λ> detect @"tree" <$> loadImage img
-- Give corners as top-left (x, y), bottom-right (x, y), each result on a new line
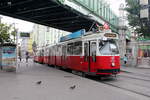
top-left (125, 0), bottom-right (150, 38)
top-left (0, 23), bottom-right (11, 44)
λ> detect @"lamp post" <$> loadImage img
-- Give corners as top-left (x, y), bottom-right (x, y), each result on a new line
top-left (119, 3), bottom-right (127, 58)
top-left (12, 23), bottom-right (19, 71)
top-left (16, 28), bottom-right (19, 71)
top-left (0, 16), bottom-right (2, 69)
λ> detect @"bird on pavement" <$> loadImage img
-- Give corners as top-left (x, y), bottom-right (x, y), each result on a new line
top-left (70, 85), bottom-right (76, 90)
top-left (36, 81), bottom-right (42, 84)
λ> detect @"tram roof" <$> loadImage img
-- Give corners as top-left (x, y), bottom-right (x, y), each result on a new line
top-left (58, 31), bottom-right (118, 44)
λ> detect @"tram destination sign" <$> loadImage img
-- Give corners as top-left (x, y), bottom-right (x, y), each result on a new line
top-left (104, 33), bottom-right (117, 38)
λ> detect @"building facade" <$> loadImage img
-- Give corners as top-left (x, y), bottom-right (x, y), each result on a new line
top-left (32, 24), bottom-right (69, 48)
top-left (20, 37), bottom-right (29, 58)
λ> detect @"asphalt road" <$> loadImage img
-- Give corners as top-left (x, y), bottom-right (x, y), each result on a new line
top-left (0, 59), bottom-right (149, 100)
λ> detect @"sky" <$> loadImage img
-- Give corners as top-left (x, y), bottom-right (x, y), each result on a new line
top-left (0, 0), bottom-right (126, 32)
top-left (107, 0), bottom-right (126, 16)
top-left (0, 15), bottom-right (34, 32)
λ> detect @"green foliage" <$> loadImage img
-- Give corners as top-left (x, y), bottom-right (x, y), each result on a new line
top-left (0, 23), bottom-right (18, 44)
top-left (0, 23), bottom-right (11, 44)
top-left (125, 0), bottom-right (150, 38)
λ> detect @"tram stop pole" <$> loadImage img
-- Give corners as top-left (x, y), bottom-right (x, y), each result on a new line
top-left (16, 29), bottom-right (19, 72)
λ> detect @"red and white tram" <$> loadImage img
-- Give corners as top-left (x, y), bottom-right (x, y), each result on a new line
top-left (34, 29), bottom-right (120, 76)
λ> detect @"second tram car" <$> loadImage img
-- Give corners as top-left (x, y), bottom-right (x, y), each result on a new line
top-left (34, 29), bottom-right (120, 76)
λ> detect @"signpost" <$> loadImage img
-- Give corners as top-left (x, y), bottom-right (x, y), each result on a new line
top-left (140, 0), bottom-right (149, 19)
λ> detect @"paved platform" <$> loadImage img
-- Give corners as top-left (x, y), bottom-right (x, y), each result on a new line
top-left (121, 57), bottom-right (150, 69)
top-left (0, 59), bottom-right (149, 100)
top-left (121, 66), bottom-right (150, 75)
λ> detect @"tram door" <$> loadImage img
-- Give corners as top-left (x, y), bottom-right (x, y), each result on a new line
top-left (84, 41), bottom-right (97, 72)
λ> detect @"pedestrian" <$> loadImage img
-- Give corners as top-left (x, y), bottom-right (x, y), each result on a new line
top-left (19, 55), bottom-right (22, 62)
top-left (26, 51), bottom-right (29, 63)
top-left (123, 54), bottom-right (128, 65)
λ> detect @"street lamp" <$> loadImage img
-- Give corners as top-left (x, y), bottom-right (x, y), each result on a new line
top-left (0, 16), bottom-right (2, 69)
top-left (11, 23), bottom-right (19, 71)
top-left (119, 3), bottom-right (127, 58)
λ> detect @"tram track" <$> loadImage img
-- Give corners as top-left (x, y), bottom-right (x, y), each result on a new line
top-left (101, 81), bottom-right (150, 98)
top-left (119, 74), bottom-right (150, 82)
top-left (121, 70), bottom-right (150, 78)
top-left (88, 77), bottom-right (150, 98)
top-left (42, 64), bottom-right (150, 98)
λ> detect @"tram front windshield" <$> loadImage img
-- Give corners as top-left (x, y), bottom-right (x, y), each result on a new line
top-left (99, 39), bottom-right (119, 55)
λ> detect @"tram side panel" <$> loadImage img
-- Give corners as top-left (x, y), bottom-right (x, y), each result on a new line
top-left (51, 46), bottom-right (56, 65)
top-left (55, 45), bottom-right (62, 67)
top-left (61, 45), bottom-right (67, 68)
top-left (94, 56), bottom-right (120, 75)
top-left (43, 48), bottom-right (47, 64)
top-left (48, 48), bottom-right (52, 65)
top-left (34, 52), bottom-right (38, 62)
top-left (40, 49), bottom-right (44, 64)
top-left (46, 48), bottom-right (49, 64)
top-left (72, 41), bottom-right (83, 71)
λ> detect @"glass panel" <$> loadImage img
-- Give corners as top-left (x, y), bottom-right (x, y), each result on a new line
top-left (99, 40), bottom-right (119, 55)
top-left (73, 41), bottom-right (82, 55)
top-left (67, 43), bottom-right (73, 55)
top-left (91, 42), bottom-right (97, 62)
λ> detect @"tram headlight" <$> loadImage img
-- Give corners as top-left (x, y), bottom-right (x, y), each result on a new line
top-left (111, 63), bottom-right (115, 67)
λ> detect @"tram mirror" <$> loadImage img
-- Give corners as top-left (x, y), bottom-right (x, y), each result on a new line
top-left (99, 41), bottom-right (104, 46)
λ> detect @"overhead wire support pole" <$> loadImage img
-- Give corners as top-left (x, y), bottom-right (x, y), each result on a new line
top-left (16, 29), bottom-right (19, 72)
top-left (0, 16), bottom-right (2, 70)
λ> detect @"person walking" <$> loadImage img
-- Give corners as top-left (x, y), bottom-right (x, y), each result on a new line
top-left (123, 54), bottom-right (128, 65)
top-left (26, 51), bottom-right (29, 63)
top-left (19, 55), bottom-right (22, 62)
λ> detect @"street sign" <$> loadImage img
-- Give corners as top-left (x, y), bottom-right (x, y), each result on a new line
top-left (140, 0), bottom-right (148, 5)
top-left (140, 8), bottom-right (149, 18)
top-left (20, 32), bottom-right (30, 37)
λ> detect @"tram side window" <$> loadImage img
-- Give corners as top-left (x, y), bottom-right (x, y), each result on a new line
top-left (67, 43), bottom-right (73, 55)
top-left (73, 41), bottom-right (82, 55)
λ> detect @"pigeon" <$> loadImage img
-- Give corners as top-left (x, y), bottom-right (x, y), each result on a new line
top-left (36, 81), bottom-right (42, 84)
top-left (70, 85), bottom-right (76, 90)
